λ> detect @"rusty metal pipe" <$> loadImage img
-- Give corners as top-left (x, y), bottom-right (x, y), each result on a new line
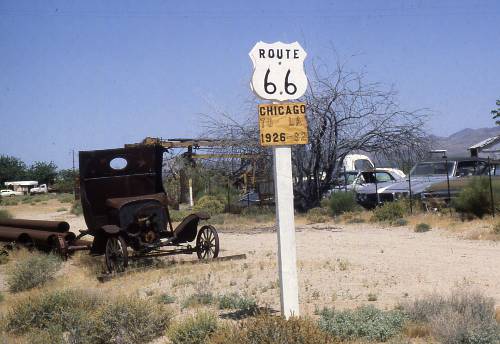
top-left (0, 219), bottom-right (70, 233)
top-left (0, 226), bottom-right (76, 247)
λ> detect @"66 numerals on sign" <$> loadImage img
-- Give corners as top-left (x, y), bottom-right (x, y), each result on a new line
top-left (264, 69), bottom-right (297, 96)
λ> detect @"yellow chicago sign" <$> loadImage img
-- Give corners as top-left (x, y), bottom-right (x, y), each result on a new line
top-left (258, 102), bottom-right (309, 146)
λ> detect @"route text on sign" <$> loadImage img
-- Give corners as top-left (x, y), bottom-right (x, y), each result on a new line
top-left (249, 41), bottom-right (307, 102)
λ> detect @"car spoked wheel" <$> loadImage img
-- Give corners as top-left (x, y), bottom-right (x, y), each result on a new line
top-left (196, 225), bottom-right (219, 260)
top-left (105, 236), bottom-right (128, 273)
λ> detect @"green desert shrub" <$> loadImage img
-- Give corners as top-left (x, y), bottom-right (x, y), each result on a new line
top-left (241, 206), bottom-right (275, 223)
top-left (218, 293), bottom-right (258, 315)
top-left (7, 253), bottom-right (62, 292)
top-left (182, 291), bottom-right (215, 308)
top-left (393, 218), bottom-right (409, 226)
top-left (328, 191), bottom-right (360, 216)
top-left (209, 314), bottom-right (334, 344)
top-left (346, 217), bottom-right (366, 224)
top-left (57, 193), bottom-right (74, 203)
top-left (452, 177), bottom-right (498, 219)
top-left (170, 209), bottom-right (191, 222)
top-left (170, 312), bottom-right (218, 344)
top-left (158, 293), bottom-right (177, 304)
top-left (306, 207), bottom-right (330, 223)
top-left (6, 289), bottom-right (101, 341)
top-left (2, 199), bottom-right (18, 206)
top-left (6, 289), bottom-right (172, 344)
top-left (194, 195), bottom-right (225, 216)
top-left (404, 290), bottom-right (500, 344)
top-left (372, 200), bottom-right (408, 224)
top-left (94, 296), bottom-right (171, 344)
top-left (414, 223), bottom-right (431, 233)
top-left (0, 208), bottom-right (12, 220)
top-left (318, 305), bottom-right (407, 342)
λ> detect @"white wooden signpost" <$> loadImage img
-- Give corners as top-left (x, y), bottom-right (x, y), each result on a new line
top-left (249, 41), bottom-right (308, 318)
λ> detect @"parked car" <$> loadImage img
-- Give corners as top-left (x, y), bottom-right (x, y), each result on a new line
top-left (0, 189), bottom-right (23, 197)
top-left (30, 184), bottom-right (48, 195)
top-left (421, 161), bottom-right (499, 209)
top-left (355, 158), bottom-right (490, 209)
top-left (330, 168), bottom-right (405, 194)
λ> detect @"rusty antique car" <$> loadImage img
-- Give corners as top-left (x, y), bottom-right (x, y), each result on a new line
top-left (78, 145), bottom-right (219, 273)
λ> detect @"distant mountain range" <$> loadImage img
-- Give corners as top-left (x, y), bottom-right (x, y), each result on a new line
top-left (430, 126), bottom-right (500, 157)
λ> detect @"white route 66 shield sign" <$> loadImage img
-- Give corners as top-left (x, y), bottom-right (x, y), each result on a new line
top-left (249, 41), bottom-right (308, 102)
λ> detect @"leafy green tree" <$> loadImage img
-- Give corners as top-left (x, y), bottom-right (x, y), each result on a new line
top-left (27, 161), bottom-right (58, 185)
top-left (53, 169), bottom-right (78, 193)
top-left (0, 155), bottom-right (27, 185)
top-left (492, 99), bottom-right (500, 125)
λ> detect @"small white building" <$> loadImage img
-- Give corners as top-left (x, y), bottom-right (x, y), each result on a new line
top-left (468, 136), bottom-right (500, 159)
top-left (4, 181), bottom-right (38, 195)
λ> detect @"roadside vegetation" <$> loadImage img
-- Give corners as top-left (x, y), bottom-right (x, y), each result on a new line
top-left (371, 200), bottom-right (408, 225)
top-left (5, 289), bottom-right (171, 344)
top-left (0, 208), bottom-right (12, 220)
top-left (0, 229), bottom-right (497, 343)
top-left (6, 252), bottom-right (62, 292)
top-left (452, 177), bottom-right (500, 219)
top-left (328, 191), bottom-right (360, 216)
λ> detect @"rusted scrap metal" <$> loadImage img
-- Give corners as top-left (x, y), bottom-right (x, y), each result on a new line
top-left (0, 219), bottom-right (91, 259)
top-left (0, 226), bottom-right (75, 245)
top-left (126, 137), bottom-right (242, 149)
top-left (0, 219), bottom-right (70, 233)
top-left (78, 144), bottom-right (220, 273)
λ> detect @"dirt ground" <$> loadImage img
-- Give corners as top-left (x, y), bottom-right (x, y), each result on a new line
top-left (1, 198), bottom-right (499, 318)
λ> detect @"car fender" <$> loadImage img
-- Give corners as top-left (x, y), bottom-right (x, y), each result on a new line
top-left (101, 225), bottom-right (121, 235)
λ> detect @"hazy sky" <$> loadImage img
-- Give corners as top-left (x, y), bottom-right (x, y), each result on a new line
top-left (1, 0), bottom-right (499, 168)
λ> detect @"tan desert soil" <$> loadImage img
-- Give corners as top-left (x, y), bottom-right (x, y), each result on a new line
top-left (2, 201), bottom-right (499, 315)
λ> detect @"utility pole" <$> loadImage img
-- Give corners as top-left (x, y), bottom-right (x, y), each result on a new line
top-left (72, 149), bottom-right (76, 196)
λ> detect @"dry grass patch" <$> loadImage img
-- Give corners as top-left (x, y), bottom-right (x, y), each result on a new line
top-left (210, 314), bottom-right (334, 344)
top-left (403, 323), bottom-right (431, 338)
top-left (306, 207), bottom-right (331, 224)
top-left (6, 252), bottom-right (62, 292)
top-left (403, 290), bottom-right (500, 344)
top-left (0, 208), bottom-right (13, 219)
top-left (169, 312), bottom-right (218, 344)
top-left (5, 288), bottom-right (172, 344)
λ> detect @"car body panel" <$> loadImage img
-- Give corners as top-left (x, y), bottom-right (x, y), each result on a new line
top-left (355, 158), bottom-right (493, 209)
top-left (330, 168), bottom-right (405, 195)
top-left (421, 173), bottom-right (500, 209)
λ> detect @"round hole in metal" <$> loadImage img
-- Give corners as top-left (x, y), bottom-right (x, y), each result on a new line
top-left (110, 157), bottom-right (127, 170)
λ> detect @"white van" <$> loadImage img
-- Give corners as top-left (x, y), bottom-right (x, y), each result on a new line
top-left (341, 154), bottom-right (374, 171)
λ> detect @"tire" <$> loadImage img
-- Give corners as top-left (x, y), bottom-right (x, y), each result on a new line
top-left (105, 235), bottom-right (128, 273)
top-left (196, 225), bottom-right (219, 260)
